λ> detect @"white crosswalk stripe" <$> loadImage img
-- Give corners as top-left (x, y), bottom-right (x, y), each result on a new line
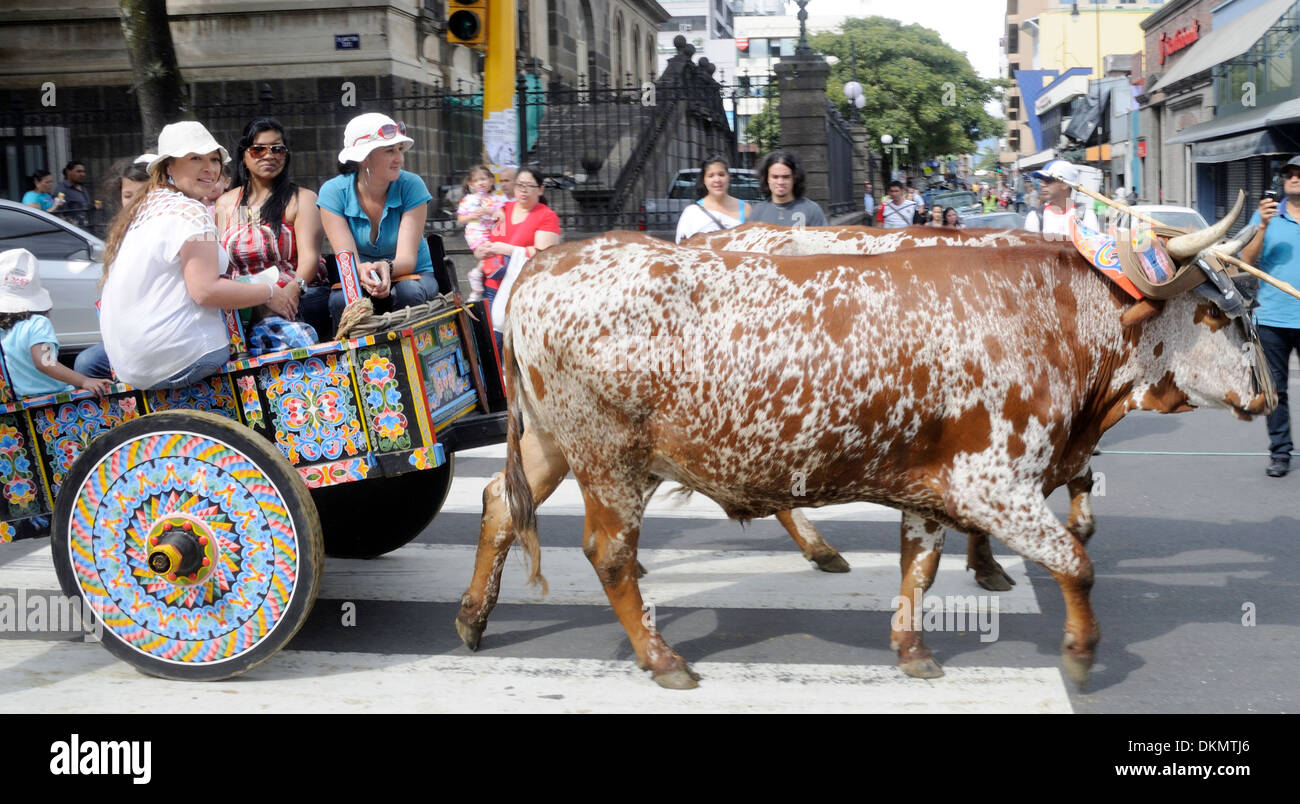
top-left (0, 642), bottom-right (1071, 714)
top-left (0, 446), bottom-right (1071, 712)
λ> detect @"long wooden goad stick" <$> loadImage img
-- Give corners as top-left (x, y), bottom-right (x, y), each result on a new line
top-left (1068, 182), bottom-right (1168, 229)
top-left (1211, 250), bottom-right (1300, 301)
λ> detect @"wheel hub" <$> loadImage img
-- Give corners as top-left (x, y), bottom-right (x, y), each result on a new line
top-left (146, 514), bottom-right (218, 585)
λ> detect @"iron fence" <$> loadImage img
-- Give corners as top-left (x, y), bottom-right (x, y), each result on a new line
top-left (2, 68), bottom-right (787, 241)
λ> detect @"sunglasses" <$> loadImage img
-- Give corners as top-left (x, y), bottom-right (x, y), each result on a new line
top-left (351, 121), bottom-right (407, 147)
top-left (246, 144), bottom-right (288, 158)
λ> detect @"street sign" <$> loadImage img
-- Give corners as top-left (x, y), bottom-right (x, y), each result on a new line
top-left (335, 34), bottom-right (360, 50)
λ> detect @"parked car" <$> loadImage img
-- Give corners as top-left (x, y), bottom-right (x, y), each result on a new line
top-left (1125, 204), bottom-right (1209, 231)
top-left (642, 168), bottom-right (763, 229)
top-left (961, 210), bottom-right (1027, 229)
top-left (0, 199), bottom-right (103, 351)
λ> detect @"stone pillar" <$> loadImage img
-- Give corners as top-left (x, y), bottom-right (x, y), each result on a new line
top-left (773, 53), bottom-right (831, 212)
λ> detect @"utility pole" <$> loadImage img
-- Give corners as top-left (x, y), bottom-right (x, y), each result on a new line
top-left (483, 0), bottom-right (518, 171)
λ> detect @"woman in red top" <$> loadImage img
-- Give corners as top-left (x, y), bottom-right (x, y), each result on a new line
top-left (474, 165), bottom-right (561, 310)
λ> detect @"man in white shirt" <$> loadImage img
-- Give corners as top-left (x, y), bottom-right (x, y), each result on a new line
top-left (1023, 159), bottom-right (1100, 237)
top-left (880, 181), bottom-right (919, 229)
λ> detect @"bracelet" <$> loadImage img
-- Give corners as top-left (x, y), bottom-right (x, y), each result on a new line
top-left (267, 283), bottom-right (275, 304)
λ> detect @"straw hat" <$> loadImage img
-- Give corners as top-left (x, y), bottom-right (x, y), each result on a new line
top-left (0, 249), bottom-right (53, 313)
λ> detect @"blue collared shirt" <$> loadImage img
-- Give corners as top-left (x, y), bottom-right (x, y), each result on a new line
top-left (1247, 207), bottom-right (1300, 328)
top-left (317, 170), bottom-right (434, 274)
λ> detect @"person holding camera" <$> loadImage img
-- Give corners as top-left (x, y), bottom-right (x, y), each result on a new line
top-left (1242, 156), bottom-right (1300, 478)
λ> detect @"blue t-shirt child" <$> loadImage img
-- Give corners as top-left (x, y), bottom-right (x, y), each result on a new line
top-left (1, 315), bottom-right (74, 396)
top-left (317, 170), bottom-right (434, 274)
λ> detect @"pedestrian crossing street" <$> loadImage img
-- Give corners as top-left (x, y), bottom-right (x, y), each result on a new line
top-left (0, 445), bottom-right (1073, 713)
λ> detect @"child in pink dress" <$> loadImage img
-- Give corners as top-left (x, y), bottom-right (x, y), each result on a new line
top-left (457, 165), bottom-right (508, 302)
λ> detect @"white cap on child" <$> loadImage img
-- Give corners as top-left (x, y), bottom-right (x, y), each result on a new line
top-left (0, 249), bottom-right (54, 313)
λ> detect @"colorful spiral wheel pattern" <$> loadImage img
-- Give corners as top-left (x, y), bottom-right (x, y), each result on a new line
top-left (67, 431), bottom-right (301, 666)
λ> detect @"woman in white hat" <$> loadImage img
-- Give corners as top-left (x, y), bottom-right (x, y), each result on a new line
top-left (98, 121), bottom-right (297, 389)
top-left (0, 249), bottom-right (111, 397)
top-left (318, 112), bottom-right (439, 331)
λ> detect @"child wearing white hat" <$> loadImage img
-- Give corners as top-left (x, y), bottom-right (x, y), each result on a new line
top-left (0, 249), bottom-right (112, 398)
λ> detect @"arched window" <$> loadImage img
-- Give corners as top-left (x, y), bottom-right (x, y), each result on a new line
top-left (647, 32), bottom-right (656, 81)
top-left (614, 12), bottom-right (625, 86)
top-left (632, 26), bottom-right (642, 85)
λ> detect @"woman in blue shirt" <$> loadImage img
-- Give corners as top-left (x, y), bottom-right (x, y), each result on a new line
top-left (318, 112), bottom-right (438, 333)
top-left (21, 171), bottom-right (65, 213)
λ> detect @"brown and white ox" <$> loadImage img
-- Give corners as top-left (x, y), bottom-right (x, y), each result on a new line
top-left (456, 231), bottom-right (1273, 689)
top-left (682, 222), bottom-right (1047, 589)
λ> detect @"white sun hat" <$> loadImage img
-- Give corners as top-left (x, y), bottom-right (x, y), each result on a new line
top-left (338, 112), bottom-right (413, 164)
top-left (147, 121), bottom-right (230, 173)
top-left (134, 153), bottom-right (157, 165)
top-left (0, 249), bottom-right (53, 313)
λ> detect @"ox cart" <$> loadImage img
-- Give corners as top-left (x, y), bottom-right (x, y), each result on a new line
top-left (0, 238), bottom-right (506, 680)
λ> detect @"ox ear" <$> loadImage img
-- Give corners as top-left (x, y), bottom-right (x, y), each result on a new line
top-left (1120, 298), bottom-right (1164, 329)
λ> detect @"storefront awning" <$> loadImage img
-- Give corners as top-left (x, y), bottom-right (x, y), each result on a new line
top-left (1190, 129), bottom-right (1286, 163)
top-left (1166, 96), bottom-right (1300, 144)
top-left (1150, 0), bottom-right (1294, 94)
top-left (1017, 149), bottom-right (1055, 170)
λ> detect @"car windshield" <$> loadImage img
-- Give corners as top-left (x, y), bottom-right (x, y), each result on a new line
top-left (1138, 210), bottom-right (1208, 230)
top-left (930, 191), bottom-right (978, 208)
top-left (967, 213), bottom-right (1022, 227)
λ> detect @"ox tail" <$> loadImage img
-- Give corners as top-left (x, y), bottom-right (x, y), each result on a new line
top-left (503, 328), bottom-right (547, 593)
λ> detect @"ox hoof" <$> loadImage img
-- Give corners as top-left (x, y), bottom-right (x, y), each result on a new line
top-left (813, 553), bottom-right (851, 573)
top-left (652, 667), bottom-right (701, 690)
top-left (899, 656), bottom-right (945, 679)
top-left (971, 564), bottom-right (1016, 592)
top-left (636, 561), bottom-right (649, 578)
top-left (455, 617), bottom-right (485, 652)
top-left (1060, 638), bottom-right (1095, 687)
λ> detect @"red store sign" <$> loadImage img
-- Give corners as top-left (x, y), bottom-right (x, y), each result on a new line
top-left (1158, 20), bottom-right (1201, 65)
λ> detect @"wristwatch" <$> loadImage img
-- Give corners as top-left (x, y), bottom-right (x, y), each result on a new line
top-left (294, 277), bottom-right (308, 293)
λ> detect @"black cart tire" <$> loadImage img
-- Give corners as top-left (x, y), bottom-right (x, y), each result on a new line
top-left (50, 411), bottom-right (323, 681)
top-left (312, 455), bottom-right (455, 559)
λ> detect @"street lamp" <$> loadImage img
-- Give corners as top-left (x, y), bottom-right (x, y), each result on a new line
top-left (881, 134), bottom-right (909, 183)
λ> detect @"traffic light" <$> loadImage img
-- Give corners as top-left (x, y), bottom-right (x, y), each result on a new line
top-left (446, 0), bottom-right (488, 48)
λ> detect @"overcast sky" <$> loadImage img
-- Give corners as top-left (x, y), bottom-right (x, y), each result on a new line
top-left (803, 0), bottom-right (1006, 79)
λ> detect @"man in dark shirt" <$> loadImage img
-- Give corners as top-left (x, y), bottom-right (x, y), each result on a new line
top-left (54, 161), bottom-right (92, 228)
top-left (749, 151), bottom-right (827, 227)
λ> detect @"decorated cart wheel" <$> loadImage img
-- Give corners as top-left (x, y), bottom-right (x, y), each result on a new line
top-left (311, 455), bottom-right (455, 559)
top-left (50, 411), bottom-right (323, 681)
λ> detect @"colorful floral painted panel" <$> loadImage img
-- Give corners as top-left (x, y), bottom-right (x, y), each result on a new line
top-left (236, 375), bottom-right (264, 429)
top-left (259, 355), bottom-right (364, 465)
top-left (34, 396), bottom-right (142, 500)
top-left (357, 347), bottom-right (411, 452)
top-left (0, 415), bottom-right (42, 517)
top-left (145, 376), bottom-right (238, 419)
top-left (298, 457), bottom-right (371, 489)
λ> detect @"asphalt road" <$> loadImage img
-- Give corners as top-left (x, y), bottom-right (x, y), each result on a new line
top-left (0, 368), bottom-right (1295, 714)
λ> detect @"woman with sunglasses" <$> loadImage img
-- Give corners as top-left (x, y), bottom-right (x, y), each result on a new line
top-left (216, 117), bottom-right (328, 346)
top-left (318, 112), bottom-right (439, 332)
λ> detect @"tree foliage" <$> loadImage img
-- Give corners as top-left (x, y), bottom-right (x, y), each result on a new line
top-left (813, 17), bottom-right (1006, 165)
top-left (746, 98), bottom-right (781, 154)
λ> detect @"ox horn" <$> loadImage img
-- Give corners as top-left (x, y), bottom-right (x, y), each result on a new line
top-left (1215, 222), bottom-right (1259, 258)
top-left (1165, 190), bottom-right (1245, 260)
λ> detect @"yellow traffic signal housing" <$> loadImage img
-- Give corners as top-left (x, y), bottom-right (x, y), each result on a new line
top-left (446, 0), bottom-right (488, 49)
